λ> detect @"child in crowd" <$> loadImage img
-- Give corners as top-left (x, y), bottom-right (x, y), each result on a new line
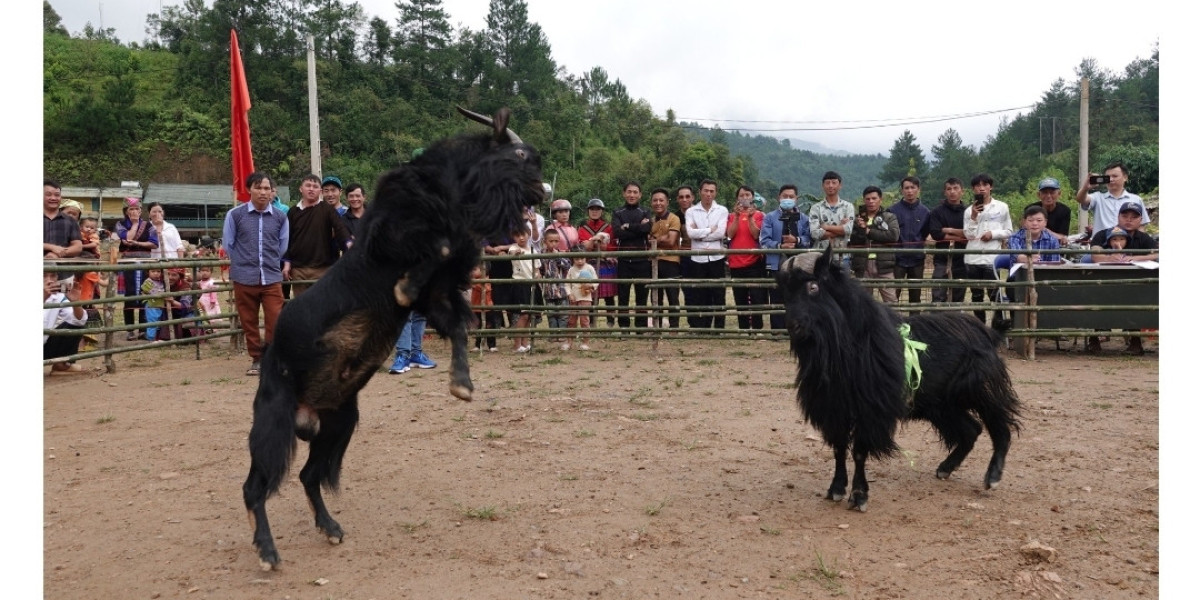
top-left (566, 247), bottom-right (597, 350)
top-left (1105, 227), bottom-right (1130, 261)
top-left (164, 268), bottom-right (197, 340)
top-left (469, 263), bottom-right (497, 352)
top-left (508, 229), bottom-right (539, 353)
top-left (76, 216), bottom-right (104, 303)
top-left (140, 268), bottom-right (167, 341)
top-left (540, 229), bottom-right (571, 350)
top-left (195, 265), bottom-right (222, 333)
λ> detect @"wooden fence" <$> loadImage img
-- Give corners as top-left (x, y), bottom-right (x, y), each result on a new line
top-left (42, 245), bottom-right (1157, 372)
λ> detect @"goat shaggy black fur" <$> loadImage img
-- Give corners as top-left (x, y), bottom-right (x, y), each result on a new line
top-left (777, 247), bottom-right (1021, 512)
top-left (242, 107), bottom-right (543, 570)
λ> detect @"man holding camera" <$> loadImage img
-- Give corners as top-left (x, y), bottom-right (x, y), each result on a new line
top-left (760, 184), bottom-right (811, 329)
top-left (1076, 161), bottom-right (1150, 233)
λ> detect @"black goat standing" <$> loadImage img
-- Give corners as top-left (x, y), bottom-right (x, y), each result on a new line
top-left (776, 247), bottom-right (1021, 511)
top-left (242, 107), bottom-right (544, 570)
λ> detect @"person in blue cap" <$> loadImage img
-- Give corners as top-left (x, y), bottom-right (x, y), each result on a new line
top-left (321, 175), bottom-right (346, 215)
top-left (1026, 178), bottom-right (1071, 244)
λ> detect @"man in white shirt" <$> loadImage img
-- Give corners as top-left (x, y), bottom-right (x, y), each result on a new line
top-left (1075, 161), bottom-right (1149, 233)
top-left (962, 173), bottom-right (1013, 327)
top-left (44, 270), bottom-right (88, 373)
top-left (684, 179), bottom-right (729, 329)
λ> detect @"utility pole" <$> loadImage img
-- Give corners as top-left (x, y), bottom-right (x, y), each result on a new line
top-left (307, 34), bottom-right (322, 176)
top-left (1077, 79), bottom-right (1090, 235)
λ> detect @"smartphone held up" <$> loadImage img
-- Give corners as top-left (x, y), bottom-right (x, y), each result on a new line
top-left (1089, 174), bottom-right (1112, 186)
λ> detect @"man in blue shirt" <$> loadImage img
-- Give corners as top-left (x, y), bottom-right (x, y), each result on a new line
top-left (760, 184), bottom-right (811, 329)
top-left (223, 172), bottom-right (290, 376)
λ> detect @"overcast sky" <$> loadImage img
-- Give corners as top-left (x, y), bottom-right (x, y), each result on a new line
top-left (49, 0), bottom-right (1162, 156)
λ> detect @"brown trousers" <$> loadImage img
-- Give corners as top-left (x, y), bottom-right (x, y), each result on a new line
top-left (288, 265), bottom-right (329, 297)
top-left (233, 282), bottom-right (284, 360)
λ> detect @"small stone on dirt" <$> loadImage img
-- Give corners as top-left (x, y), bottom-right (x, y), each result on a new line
top-left (1020, 541), bottom-right (1058, 563)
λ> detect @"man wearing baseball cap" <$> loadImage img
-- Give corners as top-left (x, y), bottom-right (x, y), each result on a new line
top-left (1085, 202), bottom-right (1158, 355)
top-left (1026, 178), bottom-right (1072, 244)
top-left (321, 175), bottom-right (347, 215)
top-left (1076, 161), bottom-right (1149, 233)
top-left (1088, 202), bottom-right (1158, 263)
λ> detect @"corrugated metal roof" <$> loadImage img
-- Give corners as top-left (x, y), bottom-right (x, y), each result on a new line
top-left (143, 183), bottom-right (291, 205)
top-left (61, 186), bottom-right (143, 199)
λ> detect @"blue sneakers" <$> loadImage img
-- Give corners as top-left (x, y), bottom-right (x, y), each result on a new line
top-left (409, 351), bottom-right (437, 369)
top-left (388, 354), bottom-right (410, 374)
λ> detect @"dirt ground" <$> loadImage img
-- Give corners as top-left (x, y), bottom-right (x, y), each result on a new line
top-left (42, 334), bottom-right (1160, 599)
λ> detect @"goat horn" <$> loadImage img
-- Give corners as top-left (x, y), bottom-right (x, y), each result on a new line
top-left (781, 252), bottom-right (820, 274)
top-left (455, 105), bottom-right (523, 145)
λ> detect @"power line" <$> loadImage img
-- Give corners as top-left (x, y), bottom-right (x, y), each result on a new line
top-left (676, 105), bottom-right (1037, 133)
top-left (677, 106), bottom-right (1034, 125)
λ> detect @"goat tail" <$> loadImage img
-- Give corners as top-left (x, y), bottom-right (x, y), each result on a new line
top-left (244, 349), bottom-right (299, 506)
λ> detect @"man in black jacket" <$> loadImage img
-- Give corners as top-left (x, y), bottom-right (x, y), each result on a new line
top-left (611, 181), bottom-right (653, 330)
top-left (927, 178), bottom-right (969, 303)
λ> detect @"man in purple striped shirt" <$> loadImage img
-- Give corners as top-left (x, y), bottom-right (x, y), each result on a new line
top-left (222, 172), bottom-right (291, 376)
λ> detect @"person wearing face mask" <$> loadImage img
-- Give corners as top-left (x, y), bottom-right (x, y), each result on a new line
top-left (759, 184), bottom-right (812, 330)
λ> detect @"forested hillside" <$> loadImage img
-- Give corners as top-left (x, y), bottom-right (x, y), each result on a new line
top-left (43, 0), bottom-right (1157, 214)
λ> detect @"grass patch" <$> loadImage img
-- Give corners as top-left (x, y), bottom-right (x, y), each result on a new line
top-left (464, 506), bottom-right (499, 520)
top-left (644, 498), bottom-right (670, 516)
top-left (812, 551), bottom-right (845, 594)
top-left (697, 359), bottom-right (718, 367)
top-left (541, 357), bottom-right (566, 366)
top-left (1090, 402), bottom-right (1113, 410)
top-left (179, 378), bottom-right (191, 386)
top-left (400, 520), bottom-right (429, 533)
top-left (484, 429), bottom-right (504, 439)
top-left (631, 413), bottom-right (659, 422)
top-left (760, 525), bottom-right (781, 536)
top-left (95, 414), bottom-right (115, 424)
top-left (575, 429), bottom-right (595, 438)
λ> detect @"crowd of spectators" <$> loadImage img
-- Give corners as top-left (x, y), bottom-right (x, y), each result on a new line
top-left (45, 159), bottom-right (1159, 373)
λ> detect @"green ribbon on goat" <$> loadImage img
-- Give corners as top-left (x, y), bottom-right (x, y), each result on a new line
top-left (898, 324), bottom-right (928, 394)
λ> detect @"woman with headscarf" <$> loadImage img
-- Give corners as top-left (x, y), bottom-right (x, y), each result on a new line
top-left (116, 198), bottom-right (159, 340)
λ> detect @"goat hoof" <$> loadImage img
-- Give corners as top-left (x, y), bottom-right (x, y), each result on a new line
top-left (826, 491), bottom-right (845, 502)
top-left (936, 470), bottom-right (952, 480)
top-left (327, 533), bottom-right (343, 545)
top-left (848, 491), bottom-right (868, 512)
top-left (450, 384), bottom-right (473, 402)
top-left (258, 551), bottom-right (280, 571)
top-left (393, 280), bottom-right (412, 306)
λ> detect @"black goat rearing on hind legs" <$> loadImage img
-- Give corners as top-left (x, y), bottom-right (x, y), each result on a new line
top-left (776, 247), bottom-right (1021, 512)
top-left (242, 107), bottom-right (544, 571)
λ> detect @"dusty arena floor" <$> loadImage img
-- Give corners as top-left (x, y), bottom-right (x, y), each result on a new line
top-left (42, 335), bottom-right (1161, 599)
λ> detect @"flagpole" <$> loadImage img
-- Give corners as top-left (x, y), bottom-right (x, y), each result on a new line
top-left (306, 34), bottom-right (322, 177)
top-left (230, 29), bottom-right (255, 203)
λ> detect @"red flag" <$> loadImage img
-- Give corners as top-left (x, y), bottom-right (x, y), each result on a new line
top-left (231, 29), bottom-right (254, 203)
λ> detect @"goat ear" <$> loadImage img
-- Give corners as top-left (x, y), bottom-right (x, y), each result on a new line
top-left (493, 108), bottom-right (512, 143)
top-left (814, 245), bottom-right (833, 277)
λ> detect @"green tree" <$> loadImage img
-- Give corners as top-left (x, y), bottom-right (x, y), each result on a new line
top-left (929, 128), bottom-right (980, 187)
top-left (394, 0), bottom-right (453, 77)
top-left (482, 0), bottom-right (558, 112)
top-left (878, 130), bottom-right (928, 187)
top-left (44, 1), bottom-right (67, 36)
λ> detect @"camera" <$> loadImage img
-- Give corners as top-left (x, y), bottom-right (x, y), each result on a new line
top-left (779, 211), bottom-right (800, 237)
top-left (1089, 175), bottom-right (1112, 186)
top-left (973, 193), bottom-right (986, 206)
